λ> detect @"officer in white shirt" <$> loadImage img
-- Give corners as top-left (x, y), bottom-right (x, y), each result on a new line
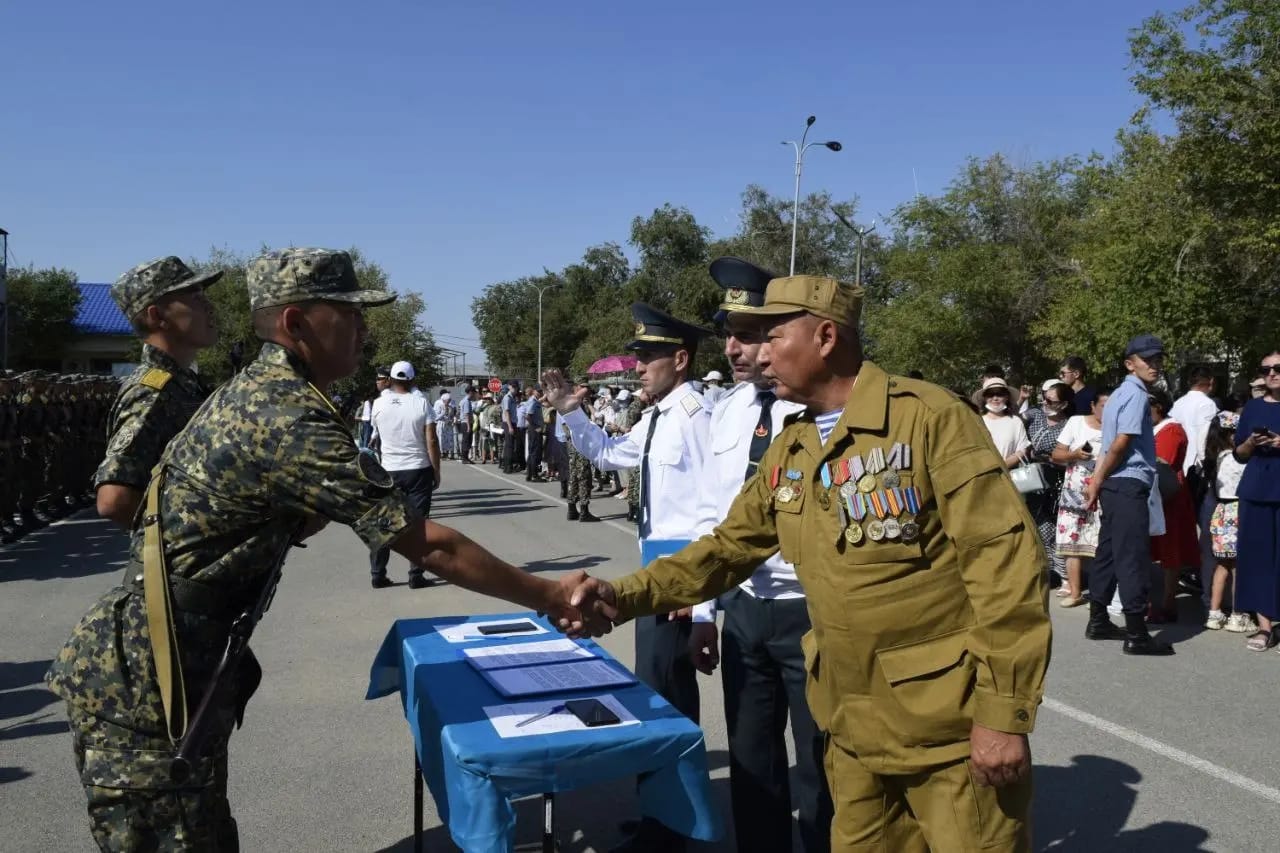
top-left (543, 303), bottom-right (712, 853)
top-left (369, 360), bottom-right (440, 589)
top-left (1170, 364), bottom-right (1220, 605)
top-left (688, 257), bottom-right (831, 853)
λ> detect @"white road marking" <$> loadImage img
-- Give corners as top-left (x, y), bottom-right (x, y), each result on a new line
top-left (1041, 697), bottom-right (1280, 805)
top-left (450, 463), bottom-right (637, 538)
top-left (456, 462), bottom-right (1280, 805)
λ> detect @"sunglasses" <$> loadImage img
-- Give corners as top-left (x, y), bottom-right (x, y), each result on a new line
top-left (1260, 365), bottom-right (1280, 376)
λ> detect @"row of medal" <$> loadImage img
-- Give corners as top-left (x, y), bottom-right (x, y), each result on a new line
top-left (770, 442), bottom-right (921, 544)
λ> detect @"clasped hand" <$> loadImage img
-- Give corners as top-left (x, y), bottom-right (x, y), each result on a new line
top-left (541, 571), bottom-right (619, 638)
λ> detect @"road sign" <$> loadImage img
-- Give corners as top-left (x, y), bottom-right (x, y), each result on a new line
top-left (487, 377), bottom-right (502, 394)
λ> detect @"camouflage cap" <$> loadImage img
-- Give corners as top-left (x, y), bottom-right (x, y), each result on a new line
top-left (246, 247), bottom-right (396, 311)
top-left (738, 274), bottom-right (864, 327)
top-left (112, 256), bottom-right (223, 320)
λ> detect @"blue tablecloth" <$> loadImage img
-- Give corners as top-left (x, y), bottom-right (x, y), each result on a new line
top-left (366, 613), bottom-right (723, 853)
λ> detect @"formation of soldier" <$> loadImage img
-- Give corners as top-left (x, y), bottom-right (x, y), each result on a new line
top-left (0, 371), bottom-right (117, 543)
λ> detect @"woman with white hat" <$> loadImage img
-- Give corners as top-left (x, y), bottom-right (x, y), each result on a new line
top-left (979, 376), bottom-right (1030, 468)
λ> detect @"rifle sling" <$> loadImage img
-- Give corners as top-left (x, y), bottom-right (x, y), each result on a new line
top-left (142, 471), bottom-right (189, 745)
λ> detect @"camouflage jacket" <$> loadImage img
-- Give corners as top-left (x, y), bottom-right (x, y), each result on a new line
top-left (93, 344), bottom-right (209, 491)
top-left (48, 342), bottom-right (418, 731)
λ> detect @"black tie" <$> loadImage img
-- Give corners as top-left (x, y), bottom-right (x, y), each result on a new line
top-left (638, 408), bottom-right (662, 539)
top-left (745, 390), bottom-right (775, 481)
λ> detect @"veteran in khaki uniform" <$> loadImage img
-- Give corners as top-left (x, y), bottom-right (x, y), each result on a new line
top-left (47, 247), bottom-right (588, 852)
top-left (95, 256), bottom-right (223, 528)
top-left (569, 275), bottom-right (1052, 852)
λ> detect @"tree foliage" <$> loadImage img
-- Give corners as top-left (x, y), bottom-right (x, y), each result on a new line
top-left (6, 266), bottom-right (82, 367)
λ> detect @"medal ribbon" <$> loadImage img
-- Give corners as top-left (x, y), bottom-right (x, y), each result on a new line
top-left (869, 491), bottom-right (887, 519)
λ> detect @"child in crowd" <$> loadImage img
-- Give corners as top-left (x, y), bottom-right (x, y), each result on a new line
top-left (1205, 411), bottom-right (1257, 633)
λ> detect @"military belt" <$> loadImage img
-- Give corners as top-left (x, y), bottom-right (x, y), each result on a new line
top-left (122, 563), bottom-right (236, 621)
top-left (142, 473), bottom-right (189, 745)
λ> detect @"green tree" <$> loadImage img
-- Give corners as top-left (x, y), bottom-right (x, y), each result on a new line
top-left (1130, 0), bottom-right (1280, 367)
top-left (6, 266), bottom-right (82, 368)
top-left (869, 155), bottom-right (1089, 391)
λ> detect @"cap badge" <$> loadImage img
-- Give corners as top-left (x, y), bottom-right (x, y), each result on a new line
top-left (634, 321), bottom-right (646, 336)
top-left (725, 288), bottom-right (750, 305)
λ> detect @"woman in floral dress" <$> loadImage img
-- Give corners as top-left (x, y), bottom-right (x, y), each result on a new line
top-left (1024, 382), bottom-right (1074, 589)
top-left (1053, 390), bottom-right (1109, 607)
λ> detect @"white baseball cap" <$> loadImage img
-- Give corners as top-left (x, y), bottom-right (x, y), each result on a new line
top-left (616, 389), bottom-right (631, 402)
top-left (390, 360), bottom-right (415, 381)
top-left (703, 370), bottom-right (724, 382)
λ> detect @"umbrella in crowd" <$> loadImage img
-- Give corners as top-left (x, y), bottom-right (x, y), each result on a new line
top-left (587, 354), bottom-right (637, 375)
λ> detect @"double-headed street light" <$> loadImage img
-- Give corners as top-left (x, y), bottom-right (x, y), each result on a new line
top-left (782, 116), bottom-right (842, 275)
top-left (527, 281), bottom-right (560, 379)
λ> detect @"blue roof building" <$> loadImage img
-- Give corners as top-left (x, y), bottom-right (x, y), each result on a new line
top-left (63, 282), bottom-right (135, 374)
top-left (73, 283), bottom-right (131, 335)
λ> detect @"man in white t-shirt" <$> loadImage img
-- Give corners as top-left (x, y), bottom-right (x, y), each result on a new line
top-left (369, 360), bottom-right (440, 589)
top-left (1170, 365), bottom-right (1218, 475)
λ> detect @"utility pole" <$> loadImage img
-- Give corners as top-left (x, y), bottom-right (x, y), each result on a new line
top-left (0, 227), bottom-right (9, 371)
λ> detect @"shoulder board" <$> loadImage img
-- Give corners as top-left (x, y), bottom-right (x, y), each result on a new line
top-left (139, 368), bottom-right (173, 391)
top-left (887, 374), bottom-right (962, 409)
top-left (679, 394), bottom-right (702, 417)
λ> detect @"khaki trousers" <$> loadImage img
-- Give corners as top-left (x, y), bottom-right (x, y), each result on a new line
top-left (825, 740), bottom-right (1032, 852)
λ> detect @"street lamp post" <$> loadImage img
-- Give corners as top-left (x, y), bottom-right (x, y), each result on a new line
top-left (834, 211), bottom-right (877, 286)
top-left (528, 281), bottom-right (560, 378)
top-left (782, 116), bottom-right (842, 275)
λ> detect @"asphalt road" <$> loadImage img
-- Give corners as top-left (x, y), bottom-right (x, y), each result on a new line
top-left (3, 459), bottom-right (1278, 852)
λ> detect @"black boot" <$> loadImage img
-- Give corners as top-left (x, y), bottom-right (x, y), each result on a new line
top-left (567, 503), bottom-right (580, 521)
top-left (579, 505), bottom-right (600, 523)
top-left (1085, 601), bottom-right (1126, 640)
top-left (1123, 611), bottom-right (1175, 655)
top-left (625, 506), bottom-right (637, 523)
top-left (371, 574), bottom-right (393, 589)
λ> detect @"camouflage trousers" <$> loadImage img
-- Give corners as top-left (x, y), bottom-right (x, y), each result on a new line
top-left (67, 706), bottom-right (238, 852)
top-left (626, 466), bottom-right (640, 510)
top-left (566, 447), bottom-right (593, 505)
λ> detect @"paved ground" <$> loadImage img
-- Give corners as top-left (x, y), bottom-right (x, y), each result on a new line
top-left (3, 459), bottom-right (1279, 852)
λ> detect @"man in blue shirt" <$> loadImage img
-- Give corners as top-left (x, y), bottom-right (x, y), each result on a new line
top-left (501, 382), bottom-right (523, 473)
top-left (457, 387), bottom-right (477, 463)
top-left (1083, 334), bottom-right (1174, 655)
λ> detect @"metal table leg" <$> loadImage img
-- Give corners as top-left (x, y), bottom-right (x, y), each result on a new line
top-left (543, 792), bottom-right (555, 853)
top-left (414, 753), bottom-right (424, 853)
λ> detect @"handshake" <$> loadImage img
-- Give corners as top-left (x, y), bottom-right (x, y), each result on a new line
top-left (542, 570), bottom-right (622, 638)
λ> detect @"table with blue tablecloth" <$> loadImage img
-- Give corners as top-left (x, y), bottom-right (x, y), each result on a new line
top-left (366, 612), bottom-right (723, 853)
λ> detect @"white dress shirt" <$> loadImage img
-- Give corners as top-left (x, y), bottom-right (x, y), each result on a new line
top-left (1170, 388), bottom-right (1218, 473)
top-left (692, 382), bottom-right (807, 623)
top-left (562, 381), bottom-right (714, 544)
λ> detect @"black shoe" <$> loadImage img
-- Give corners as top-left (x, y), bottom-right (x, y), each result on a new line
top-left (407, 574), bottom-right (432, 589)
top-left (625, 507), bottom-right (637, 523)
top-left (371, 575), bottom-right (393, 589)
top-left (527, 475), bottom-right (547, 483)
top-left (1123, 634), bottom-right (1176, 655)
top-left (608, 819), bottom-right (686, 853)
top-left (579, 507), bottom-right (600, 523)
top-left (567, 504), bottom-right (580, 521)
top-left (1123, 611), bottom-right (1174, 655)
top-left (1085, 602), bottom-right (1126, 640)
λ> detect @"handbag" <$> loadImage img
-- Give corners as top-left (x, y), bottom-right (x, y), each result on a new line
top-left (1010, 460), bottom-right (1050, 494)
top-left (1155, 459), bottom-right (1181, 500)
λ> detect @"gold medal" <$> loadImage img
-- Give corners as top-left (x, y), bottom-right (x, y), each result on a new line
top-left (901, 521), bottom-right (920, 543)
top-left (845, 523), bottom-right (864, 545)
top-left (818, 491), bottom-right (830, 510)
top-left (883, 518), bottom-right (902, 540)
top-left (866, 519), bottom-right (886, 541)
top-left (776, 485), bottom-right (796, 504)
top-left (857, 473), bottom-right (877, 494)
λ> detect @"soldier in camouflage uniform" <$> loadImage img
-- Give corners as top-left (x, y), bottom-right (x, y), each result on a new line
top-left (16, 370), bottom-right (50, 530)
top-left (564, 378), bottom-right (600, 523)
top-left (94, 256), bottom-right (222, 529)
top-left (0, 375), bottom-right (17, 541)
top-left (622, 390), bottom-right (647, 523)
top-left (46, 248), bottom-right (586, 852)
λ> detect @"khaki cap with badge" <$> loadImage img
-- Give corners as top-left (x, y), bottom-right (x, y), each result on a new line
top-left (246, 247), bottom-right (396, 311)
top-left (730, 273), bottom-right (864, 328)
top-left (112, 256), bottom-right (224, 321)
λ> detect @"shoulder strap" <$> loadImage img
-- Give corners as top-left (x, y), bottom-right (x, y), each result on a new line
top-left (142, 470), bottom-right (188, 744)
top-left (140, 368), bottom-right (172, 391)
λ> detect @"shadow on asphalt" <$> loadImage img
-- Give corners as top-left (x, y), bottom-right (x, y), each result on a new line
top-left (0, 515), bottom-right (130, 581)
top-left (373, 759), bottom-right (735, 852)
top-left (1033, 754), bottom-right (1211, 851)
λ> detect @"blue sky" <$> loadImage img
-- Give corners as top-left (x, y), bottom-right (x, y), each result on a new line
top-left (2, 0), bottom-right (1174, 369)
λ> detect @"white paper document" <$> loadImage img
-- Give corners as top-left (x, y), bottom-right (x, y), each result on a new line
top-left (485, 693), bottom-right (639, 738)
top-left (435, 618), bottom-right (547, 644)
top-left (481, 659), bottom-right (636, 697)
top-left (462, 638), bottom-right (596, 671)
